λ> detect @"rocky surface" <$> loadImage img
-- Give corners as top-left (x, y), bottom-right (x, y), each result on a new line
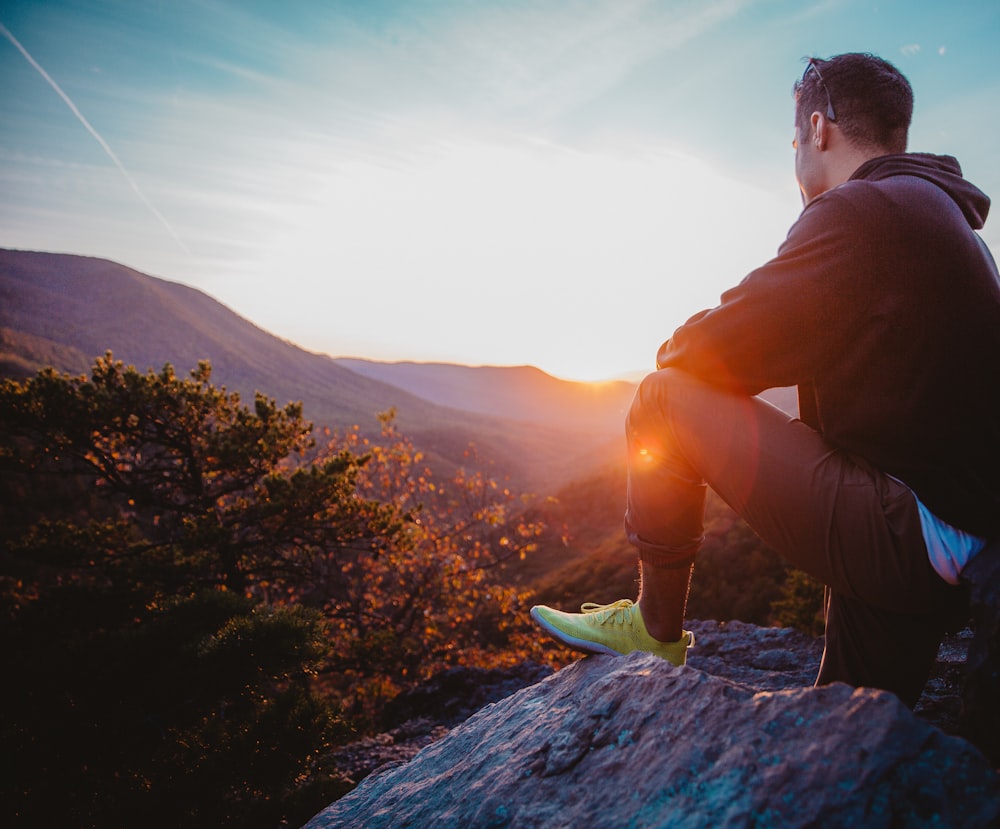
top-left (308, 641), bottom-right (1000, 828)
top-left (328, 662), bottom-right (554, 787)
top-left (322, 620), bottom-right (984, 806)
top-left (962, 539), bottom-right (1000, 766)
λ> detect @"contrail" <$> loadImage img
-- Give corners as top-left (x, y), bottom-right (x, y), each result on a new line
top-left (1, 21), bottom-right (190, 254)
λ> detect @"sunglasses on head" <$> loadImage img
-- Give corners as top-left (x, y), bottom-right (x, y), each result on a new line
top-left (798, 58), bottom-right (837, 121)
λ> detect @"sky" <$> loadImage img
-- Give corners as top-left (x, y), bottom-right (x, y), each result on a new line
top-left (2, 1), bottom-right (998, 382)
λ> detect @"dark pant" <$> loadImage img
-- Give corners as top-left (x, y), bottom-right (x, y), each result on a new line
top-left (624, 368), bottom-right (965, 707)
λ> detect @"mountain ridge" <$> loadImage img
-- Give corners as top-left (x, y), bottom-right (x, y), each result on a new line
top-left (0, 248), bottom-right (630, 493)
top-left (334, 357), bottom-right (636, 436)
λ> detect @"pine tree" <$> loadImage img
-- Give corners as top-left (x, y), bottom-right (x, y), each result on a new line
top-left (0, 356), bottom-right (389, 826)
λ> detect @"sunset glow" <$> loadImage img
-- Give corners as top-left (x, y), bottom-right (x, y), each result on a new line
top-left (2, 1), bottom-right (997, 381)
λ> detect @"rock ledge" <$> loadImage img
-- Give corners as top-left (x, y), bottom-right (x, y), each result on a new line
top-left (306, 651), bottom-right (1000, 828)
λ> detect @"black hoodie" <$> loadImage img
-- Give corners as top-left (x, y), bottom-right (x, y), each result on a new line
top-left (656, 153), bottom-right (1000, 538)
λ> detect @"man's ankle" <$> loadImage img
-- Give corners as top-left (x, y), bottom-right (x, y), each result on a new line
top-left (637, 597), bottom-right (683, 643)
top-left (636, 559), bottom-right (693, 643)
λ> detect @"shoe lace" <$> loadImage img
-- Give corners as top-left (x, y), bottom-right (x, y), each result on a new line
top-left (580, 599), bottom-right (635, 626)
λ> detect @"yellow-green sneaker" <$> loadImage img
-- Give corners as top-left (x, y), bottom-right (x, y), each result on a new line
top-left (530, 599), bottom-right (693, 666)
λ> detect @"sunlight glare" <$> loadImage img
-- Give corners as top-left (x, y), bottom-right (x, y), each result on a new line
top-left (245, 138), bottom-right (797, 382)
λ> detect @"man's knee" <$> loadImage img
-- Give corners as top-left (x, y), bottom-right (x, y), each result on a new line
top-left (632, 367), bottom-right (691, 408)
top-left (628, 368), bottom-right (702, 440)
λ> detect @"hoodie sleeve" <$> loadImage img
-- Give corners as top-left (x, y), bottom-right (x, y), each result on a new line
top-left (656, 188), bottom-right (874, 395)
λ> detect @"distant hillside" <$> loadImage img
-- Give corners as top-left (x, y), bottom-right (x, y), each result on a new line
top-left (0, 248), bottom-right (626, 493)
top-left (334, 359), bottom-right (636, 436)
top-left (0, 249), bottom-right (425, 423)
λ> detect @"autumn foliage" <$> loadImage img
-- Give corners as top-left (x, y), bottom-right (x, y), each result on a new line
top-left (300, 412), bottom-right (551, 723)
top-left (0, 355), bottom-right (549, 827)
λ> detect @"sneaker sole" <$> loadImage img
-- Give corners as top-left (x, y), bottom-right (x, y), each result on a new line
top-left (529, 606), bottom-right (622, 657)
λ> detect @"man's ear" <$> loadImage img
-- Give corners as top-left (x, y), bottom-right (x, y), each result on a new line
top-left (811, 111), bottom-right (830, 150)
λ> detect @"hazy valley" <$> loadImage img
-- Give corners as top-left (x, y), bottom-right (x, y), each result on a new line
top-left (0, 249), bottom-right (641, 492)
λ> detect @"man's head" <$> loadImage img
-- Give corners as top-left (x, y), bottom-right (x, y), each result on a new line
top-left (792, 53), bottom-right (913, 203)
top-left (794, 53), bottom-right (913, 153)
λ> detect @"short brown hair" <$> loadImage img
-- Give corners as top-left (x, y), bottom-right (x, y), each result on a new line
top-left (794, 53), bottom-right (913, 153)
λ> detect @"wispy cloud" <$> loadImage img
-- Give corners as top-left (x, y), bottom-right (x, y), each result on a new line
top-left (298, 0), bottom-right (754, 132)
top-left (0, 20), bottom-right (189, 254)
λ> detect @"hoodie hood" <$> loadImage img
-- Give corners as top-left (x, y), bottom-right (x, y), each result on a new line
top-left (850, 153), bottom-right (991, 230)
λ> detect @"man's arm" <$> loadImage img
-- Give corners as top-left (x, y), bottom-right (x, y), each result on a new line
top-left (655, 190), bottom-right (869, 395)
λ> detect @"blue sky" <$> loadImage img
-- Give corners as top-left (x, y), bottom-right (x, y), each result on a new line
top-left (2, 0), bottom-right (998, 381)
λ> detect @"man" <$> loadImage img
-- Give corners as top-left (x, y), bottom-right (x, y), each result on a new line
top-left (531, 53), bottom-right (1000, 707)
